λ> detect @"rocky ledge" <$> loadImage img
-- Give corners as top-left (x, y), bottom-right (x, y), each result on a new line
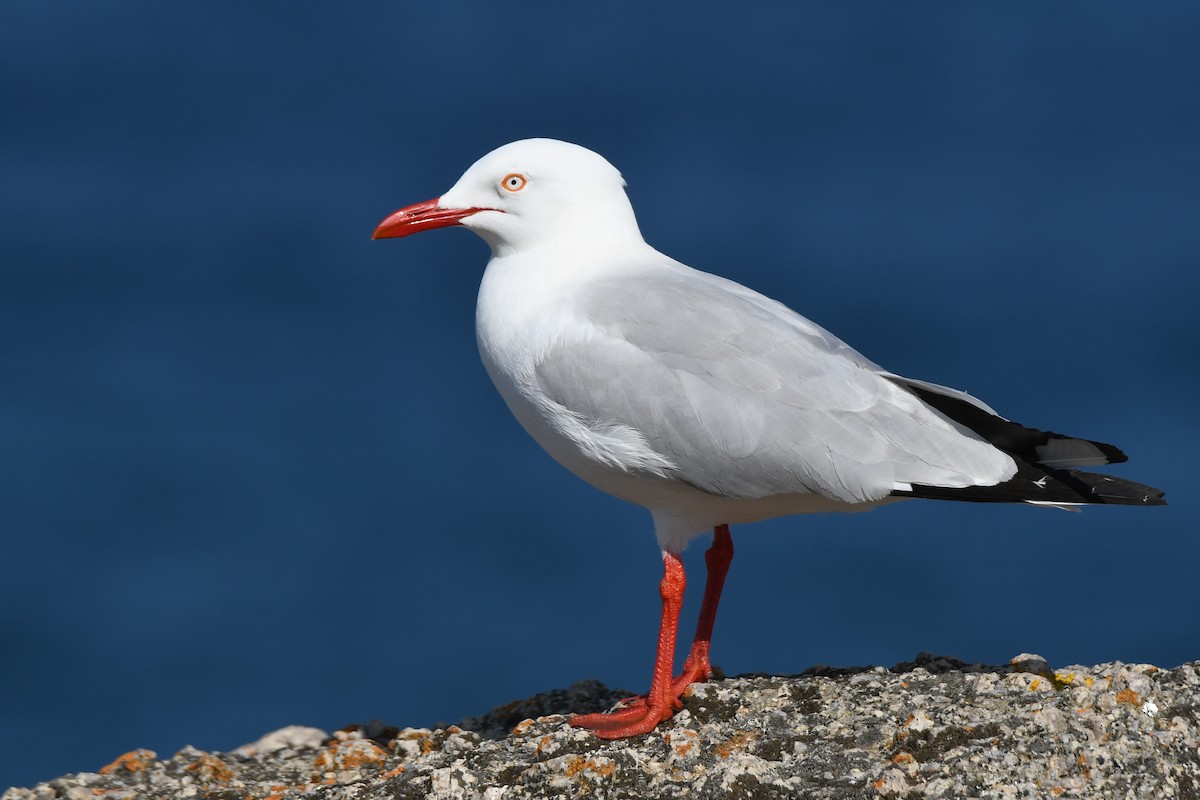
top-left (6, 654), bottom-right (1199, 800)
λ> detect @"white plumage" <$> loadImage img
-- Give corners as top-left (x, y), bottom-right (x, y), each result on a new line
top-left (372, 137), bottom-right (1163, 738)
top-left (455, 139), bottom-right (1015, 551)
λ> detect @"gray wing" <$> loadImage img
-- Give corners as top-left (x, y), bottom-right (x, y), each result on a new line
top-left (534, 263), bottom-right (1015, 504)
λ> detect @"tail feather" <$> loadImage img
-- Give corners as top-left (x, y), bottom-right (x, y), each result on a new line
top-left (884, 376), bottom-right (1165, 507)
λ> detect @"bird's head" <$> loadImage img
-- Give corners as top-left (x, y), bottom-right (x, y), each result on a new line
top-left (372, 138), bottom-right (642, 257)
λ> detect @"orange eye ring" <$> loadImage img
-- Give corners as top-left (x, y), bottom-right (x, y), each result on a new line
top-left (501, 173), bottom-right (528, 192)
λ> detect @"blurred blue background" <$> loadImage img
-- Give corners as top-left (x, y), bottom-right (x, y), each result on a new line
top-left (3, 1), bottom-right (1198, 788)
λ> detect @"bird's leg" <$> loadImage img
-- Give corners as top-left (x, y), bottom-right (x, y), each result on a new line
top-left (617, 524), bottom-right (735, 708)
top-left (569, 550), bottom-right (686, 738)
top-left (573, 525), bottom-right (735, 737)
top-left (674, 523), bottom-right (734, 693)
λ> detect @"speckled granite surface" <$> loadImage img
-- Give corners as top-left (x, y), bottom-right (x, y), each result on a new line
top-left (7, 654), bottom-right (1199, 799)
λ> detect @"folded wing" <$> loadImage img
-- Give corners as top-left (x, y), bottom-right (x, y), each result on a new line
top-left (534, 263), bottom-right (1018, 505)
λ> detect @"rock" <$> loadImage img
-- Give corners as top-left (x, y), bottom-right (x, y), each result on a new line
top-left (234, 726), bottom-right (329, 756)
top-left (5, 656), bottom-right (1199, 800)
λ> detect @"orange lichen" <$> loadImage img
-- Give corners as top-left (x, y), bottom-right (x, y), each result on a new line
top-left (185, 754), bottom-right (234, 783)
top-left (99, 750), bottom-right (155, 775)
top-left (392, 729), bottom-right (435, 755)
top-left (343, 742), bottom-right (388, 770)
top-left (564, 756), bottom-right (616, 779)
top-left (263, 785), bottom-right (293, 800)
top-left (1116, 689), bottom-right (1142, 707)
top-left (715, 731), bottom-right (754, 758)
top-left (394, 730), bottom-right (427, 740)
top-left (511, 719), bottom-right (535, 735)
top-left (664, 729), bottom-right (698, 758)
top-left (311, 738), bottom-right (389, 783)
top-left (312, 745), bottom-right (335, 776)
top-left (891, 752), bottom-right (914, 765)
top-left (381, 766), bottom-right (406, 779)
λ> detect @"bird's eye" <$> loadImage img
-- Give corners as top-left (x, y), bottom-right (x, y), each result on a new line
top-left (501, 173), bottom-right (528, 192)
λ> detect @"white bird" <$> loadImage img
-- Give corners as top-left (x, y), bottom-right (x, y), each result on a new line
top-left (372, 138), bottom-right (1165, 738)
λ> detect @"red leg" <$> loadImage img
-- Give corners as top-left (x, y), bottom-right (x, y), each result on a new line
top-left (618, 524), bottom-right (735, 707)
top-left (674, 523), bottom-right (734, 692)
top-left (571, 525), bottom-right (735, 738)
top-left (569, 549), bottom-right (686, 738)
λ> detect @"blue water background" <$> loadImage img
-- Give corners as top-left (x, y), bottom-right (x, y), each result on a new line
top-left (3, 2), bottom-right (1198, 788)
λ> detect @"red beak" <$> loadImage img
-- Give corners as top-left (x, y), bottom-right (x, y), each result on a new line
top-left (371, 197), bottom-right (489, 239)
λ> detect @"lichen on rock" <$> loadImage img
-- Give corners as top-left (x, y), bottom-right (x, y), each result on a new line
top-left (6, 655), bottom-right (1199, 800)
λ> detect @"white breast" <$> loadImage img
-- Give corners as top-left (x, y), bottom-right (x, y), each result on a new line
top-left (475, 248), bottom-right (672, 494)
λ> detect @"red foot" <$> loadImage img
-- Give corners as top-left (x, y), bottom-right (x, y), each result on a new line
top-left (569, 697), bottom-right (678, 739)
top-left (673, 643), bottom-right (716, 694)
top-left (611, 643), bottom-right (715, 710)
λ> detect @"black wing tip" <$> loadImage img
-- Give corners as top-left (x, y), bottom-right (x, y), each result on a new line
top-left (1089, 439), bottom-right (1128, 465)
top-left (1065, 470), bottom-right (1165, 506)
top-left (894, 462), bottom-right (1166, 507)
top-left (898, 381), bottom-right (1131, 469)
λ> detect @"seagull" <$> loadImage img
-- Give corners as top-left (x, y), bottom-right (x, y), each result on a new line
top-left (372, 138), bottom-right (1165, 738)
